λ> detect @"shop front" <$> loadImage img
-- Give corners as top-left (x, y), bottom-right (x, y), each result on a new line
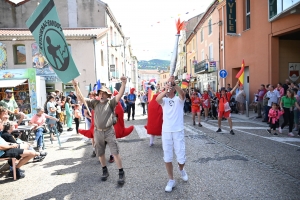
top-left (0, 68), bottom-right (46, 116)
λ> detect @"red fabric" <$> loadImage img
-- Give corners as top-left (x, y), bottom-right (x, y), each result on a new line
top-left (78, 102), bottom-right (134, 139)
top-left (144, 94), bottom-right (162, 136)
top-left (78, 110), bottom-right (95, 138)
top-left (216, 92), bottom-right (232, 112)
top-left (218, 111), bottom-right (231, 118)
top-left (114, 102), bottom-right (134, 138)
top-left (202, 93), bottom-right (211, 108)
top-left (191, 97), bottom-right (201, 109)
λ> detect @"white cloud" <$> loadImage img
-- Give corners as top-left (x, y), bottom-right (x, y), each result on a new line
top-left (104, 0), bottom-right (214, 61)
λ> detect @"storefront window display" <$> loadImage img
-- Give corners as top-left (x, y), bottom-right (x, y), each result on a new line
top-left (0, 68), bottom-right (38, 116)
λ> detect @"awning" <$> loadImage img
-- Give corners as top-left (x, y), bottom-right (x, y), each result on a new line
top-left (0, 79), bottom-right (27, 88)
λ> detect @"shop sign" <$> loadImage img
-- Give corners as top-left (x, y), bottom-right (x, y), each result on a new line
top-left (226, 0), bottom-right (236, 34)
top-left (209, 61), bottom-right (217, 72)
top-left (289, 63), bottom-right (300, 82)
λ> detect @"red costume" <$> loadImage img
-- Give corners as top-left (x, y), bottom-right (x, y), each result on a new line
top-left (144, 93), bottom-right (163, 136)
top-left (78, 91), bottom-right (134, 139)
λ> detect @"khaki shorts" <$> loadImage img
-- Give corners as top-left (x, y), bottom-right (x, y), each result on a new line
top-left (94, 127), bottom-right (119, 157)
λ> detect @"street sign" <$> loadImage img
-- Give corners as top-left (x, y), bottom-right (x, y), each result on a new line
top-left (110, 65), bottom-right (115, 72)
top-left (219, 69), bottom-right (228, 78)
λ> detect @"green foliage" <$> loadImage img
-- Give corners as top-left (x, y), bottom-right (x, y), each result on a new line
top-left (138, 59), bottom-right (169, 70)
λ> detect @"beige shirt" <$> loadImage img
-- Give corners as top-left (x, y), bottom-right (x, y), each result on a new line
top-left (85, 98), bottom-right (117, 129)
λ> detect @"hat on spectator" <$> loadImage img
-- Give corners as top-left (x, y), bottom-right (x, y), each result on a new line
top-left (220, 87), bottom-right (226, 91)
top-left (50, 92), bottom-right (56, 96)
top-left (5, 89), bottom-right (13, 93)
top-left (98, 86), bottom-right (112, 96)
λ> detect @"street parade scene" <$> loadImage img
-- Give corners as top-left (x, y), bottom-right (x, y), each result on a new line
top-left (0, 0), bottom-right (300, 199)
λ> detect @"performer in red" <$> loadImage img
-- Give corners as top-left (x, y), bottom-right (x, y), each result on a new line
top-left (191, 92), bottom-right (203, 127)
top-left (202, 90), bottom-right (211, 121)
top-left (144, 93), bottom-right (163, 146)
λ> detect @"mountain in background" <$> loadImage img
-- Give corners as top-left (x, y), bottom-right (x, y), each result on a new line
top-left (138, 59), bottom-right (169, 70)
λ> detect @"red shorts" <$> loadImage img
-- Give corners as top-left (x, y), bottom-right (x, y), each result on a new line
top-left (218, 111), bottom-right (231, 118)
top-left (192, 107), bottom-right (201, 113)
top-left (202, 103), bottom-right (210, 109)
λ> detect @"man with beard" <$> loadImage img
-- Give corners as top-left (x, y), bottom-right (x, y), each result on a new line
top-left (72, 77), bottom-right (127, 185)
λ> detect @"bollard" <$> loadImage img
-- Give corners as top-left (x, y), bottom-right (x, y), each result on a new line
top-left (246, 101), bottom-right (249, 117)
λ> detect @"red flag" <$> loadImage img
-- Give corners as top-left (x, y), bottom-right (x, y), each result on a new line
top-left (236, 60), bottom-right (245, 86)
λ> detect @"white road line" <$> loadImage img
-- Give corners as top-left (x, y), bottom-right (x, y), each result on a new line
top-left (59, 131), bottom-right (74, 143)
top-left (229, 126), bottom-right (267, 130)
top-left (134, 125), bottom-right (149, 139)
top-left (200, 122), bottom-right (229, 133)
top-left (186, 116), bottom-right (300, 148)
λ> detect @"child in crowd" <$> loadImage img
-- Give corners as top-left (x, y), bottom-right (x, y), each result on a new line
top-left (74, 104), bottom-right (81, 134)
top-left (267, 103), bottom-right (284, 135)
top-left (191, 92), bottom-right (203, 127)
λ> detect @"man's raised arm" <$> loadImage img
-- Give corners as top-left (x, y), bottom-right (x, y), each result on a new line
top-left (115, 76), bottom-right (127, 103)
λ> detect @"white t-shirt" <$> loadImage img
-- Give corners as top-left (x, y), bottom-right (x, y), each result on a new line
top-left (160, 96), bottom-right (185, 132)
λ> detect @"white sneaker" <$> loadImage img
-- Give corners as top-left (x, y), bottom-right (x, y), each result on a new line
top-left (278, 127), bottom-right (282, 133)
top-left (179, 168), bottom-right (188, 181)
top-left (165, 180), bottom-right (176, 192)
top-left (288, 132), bottom-right (294, 137)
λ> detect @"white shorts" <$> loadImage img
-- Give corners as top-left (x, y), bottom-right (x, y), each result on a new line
top-left (162, 130), bottom-right (186, 164)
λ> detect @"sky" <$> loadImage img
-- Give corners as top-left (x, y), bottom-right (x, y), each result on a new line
top-left (103, 0), bottom-right (215, 61)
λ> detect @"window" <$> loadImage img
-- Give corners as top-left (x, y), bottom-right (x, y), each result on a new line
top-left (209, 44), bottom-right (213, 61)
top-left (110, 27), bottom-right (113, 45)
top-left (183, 46), bottom-right (185, 52)
top-left (13, 44), bottom-right (26, 64)
top-left (200, 29), bottom-right (203, 42)
top-left (208, 19), bottom-right (212, 35)
top-left (101, 50), bottom-right (104, 66)
top-left (245, 0), bottom-right (250, 30)
top-left (201, 50), bottom-right (204, 61)
top-left (269, 0), bottom-right (300, 20)
top-left (114, 32), bottom-right (117, 46)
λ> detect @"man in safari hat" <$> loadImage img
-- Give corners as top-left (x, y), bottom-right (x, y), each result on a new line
top-left (0, 89), bottom-right (25, 125)
top-left (72, 77), bottom-right (127, 185)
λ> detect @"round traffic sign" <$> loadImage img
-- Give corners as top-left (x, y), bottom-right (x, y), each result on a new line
top-left (219, 69), bottom-right (228, 78)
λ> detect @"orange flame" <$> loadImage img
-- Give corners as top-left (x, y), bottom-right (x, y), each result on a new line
top-left (176, 18), bottom-right (185, 34)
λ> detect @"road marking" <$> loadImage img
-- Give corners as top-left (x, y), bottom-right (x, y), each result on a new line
top-left (200, 122), bottom-right (229, 133)
top-left (265, 137), bottom-right (300, 143)
top-left (186, 115), bottom-right (300, 148)
top-left (59, 131), bottom-right (74, 143)
top-left (228, 126), bottom-right (267, 130)
top-left (134, 125), bottom-right (149, 138)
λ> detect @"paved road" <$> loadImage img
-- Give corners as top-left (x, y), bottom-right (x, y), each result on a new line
top-left (1, 105), bottom-right (300, 200)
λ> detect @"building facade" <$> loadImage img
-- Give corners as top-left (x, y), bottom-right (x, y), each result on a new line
top-left (0, 0), bottom-right (137, 94)
top-left (219, 0), bottom-right (300, 102)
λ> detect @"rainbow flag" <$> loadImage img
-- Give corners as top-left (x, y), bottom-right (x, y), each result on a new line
top-left (236, 59), bottom-right (245, 86)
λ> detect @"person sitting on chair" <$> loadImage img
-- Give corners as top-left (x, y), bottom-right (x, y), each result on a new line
top-left (0, 90), bottom-right (26, 125)
top-left (29, 106), bottom-right (58, 152)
